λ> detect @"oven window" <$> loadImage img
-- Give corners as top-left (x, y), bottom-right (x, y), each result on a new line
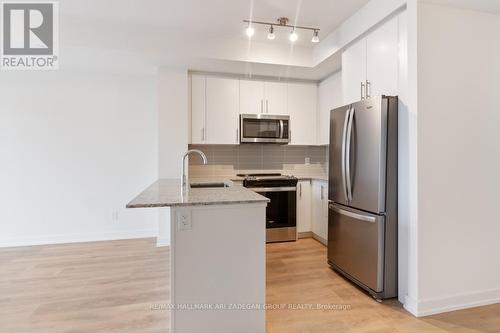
top-left (263, 190), bottom-right (297, 229)
top-left (242, 119), bottom-right (281, 139)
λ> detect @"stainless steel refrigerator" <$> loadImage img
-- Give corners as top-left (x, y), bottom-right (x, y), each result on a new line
top-left (327, 96), bottom-right (398, 300)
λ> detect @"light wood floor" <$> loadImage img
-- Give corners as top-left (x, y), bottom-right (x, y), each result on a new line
top-left (266, 239), bottom-right (500, 333)
top-left (1, 238), bottom-right (499, 332)
top-left (0, 238), bottom-right (169, 333)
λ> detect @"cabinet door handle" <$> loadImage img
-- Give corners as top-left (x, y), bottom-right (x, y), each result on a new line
top-left (236, 128), bottom-right (239, 143)
top-left (266, 100), bottom-right (269, 113)
top-left (366, 80), bottom-right (371, 98)
top-left (202, 128), bottom-right (205, 141)
top-left (261, 100), bottom-right (263, 113)
top-left (299, 183), bottom-right (302, 198)
top-left (360, 82), bottom-right (365, 100)
top-left (321, 185), bottom-right (324, 200)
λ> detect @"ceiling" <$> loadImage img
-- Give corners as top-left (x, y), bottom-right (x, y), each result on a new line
top-left (59, 0), bottom-right (373, 79)
top-left (423, 0), bottom-right (500, 15)
top-left (62, 0), bottom-right (370, 44)
top-left (188, 52), bottom-right (342, 81)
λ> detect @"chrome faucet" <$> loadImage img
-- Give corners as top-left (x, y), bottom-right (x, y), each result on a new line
top-left (181, 149), bottom-right (207, 191)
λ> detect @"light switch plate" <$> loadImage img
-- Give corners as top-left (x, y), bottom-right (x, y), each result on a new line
top-left (177, 211), bottom-right (192, 230)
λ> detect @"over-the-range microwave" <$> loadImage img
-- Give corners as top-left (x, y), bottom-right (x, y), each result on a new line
top-left (240, 114), bottom-right (290, 144)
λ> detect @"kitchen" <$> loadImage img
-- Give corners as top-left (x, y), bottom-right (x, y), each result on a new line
top-left (2, 1), bottom-right (500, 333)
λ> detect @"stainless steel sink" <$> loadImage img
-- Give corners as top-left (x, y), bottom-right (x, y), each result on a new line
top-left (190, 182), bottom-right (229, 189)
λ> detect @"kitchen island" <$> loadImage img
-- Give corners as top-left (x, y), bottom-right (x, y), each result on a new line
top-left (127, 179), bottom-right (269, 333)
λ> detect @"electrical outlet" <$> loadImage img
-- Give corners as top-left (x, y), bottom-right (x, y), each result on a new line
top-left (177, 211), bottom-right (192, 230)
top-left (305, 157), bottom-right (310, 165)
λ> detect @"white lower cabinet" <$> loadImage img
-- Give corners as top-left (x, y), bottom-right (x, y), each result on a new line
top-left (296, 179), bottom-right (329, 244)
top-left (296, 180), bottom-right (312, 233)
top-left (311, 180), bottom-right (328, 242)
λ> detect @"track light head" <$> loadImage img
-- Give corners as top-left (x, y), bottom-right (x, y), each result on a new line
top-left (311, 30), bottom-right (320, 43)
top-left (245, 23), bottom-right (255, 38)
top-left (267, 25), bottom-right (275, 40)
top-left (289, 28), bottom-right (298, 42)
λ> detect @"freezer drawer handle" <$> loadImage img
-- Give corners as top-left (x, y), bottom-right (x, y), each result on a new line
top-left (329, 204), bottom-right (376, 223)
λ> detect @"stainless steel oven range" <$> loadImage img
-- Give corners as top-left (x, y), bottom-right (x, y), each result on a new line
top-left (239, 173), bottom-right (298, 242)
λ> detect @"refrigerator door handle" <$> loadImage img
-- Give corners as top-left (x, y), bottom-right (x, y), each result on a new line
top-left (345, 107), bottom-right (355, 202)
top-left (341, 107), bottom-right (351, 202)
top-left (329, 204), bottom-right (376, 223)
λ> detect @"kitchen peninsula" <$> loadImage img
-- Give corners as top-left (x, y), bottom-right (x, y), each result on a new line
top-left (127, 179), bottom-right (269, 333)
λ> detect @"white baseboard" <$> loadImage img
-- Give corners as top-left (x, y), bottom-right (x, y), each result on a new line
top-left (312, 233), bottom-right (328, 246)
top-left (156, 237), bottom-right (171, 247)
top-left (415, 288), bottom-right (500, 317)
top-left (297, 231), bottom-right (313, 239)
top-left (403, 295), bottom-right (418, 316)
top-left (0, 229), bottom-right (157, 248)
top-left (297, 231), bottom-right (327, 246)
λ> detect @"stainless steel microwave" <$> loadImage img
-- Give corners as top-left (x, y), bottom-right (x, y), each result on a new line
top-left (240, 114), bottom-right (290, 144)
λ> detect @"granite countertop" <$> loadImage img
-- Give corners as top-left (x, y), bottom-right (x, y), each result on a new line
top-left (126, 179), bottom-right (269, 208)
top-left (295, 176), bottom-right (328, 182)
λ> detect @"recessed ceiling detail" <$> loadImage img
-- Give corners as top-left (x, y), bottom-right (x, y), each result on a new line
top-left (243, 17), bottom-right (320, 43)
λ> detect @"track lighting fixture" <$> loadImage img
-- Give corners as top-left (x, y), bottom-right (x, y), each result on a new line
top-left (243, 17), bottom-right (319, 44)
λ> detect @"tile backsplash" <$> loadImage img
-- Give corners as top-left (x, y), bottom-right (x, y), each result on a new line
top-left (189, 144), bottom-right (328, 178)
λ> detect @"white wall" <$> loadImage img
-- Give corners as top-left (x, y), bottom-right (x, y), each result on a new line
top-left (397, 9), bottom-right (413, 306)
top-left (416, 2), bottom-right (500, 315)
top-left (158, 67), bottom-right (189, 178)
top-left (156, 67), bottom-right (190, 246)
top-left (0, 70), bottom-right (159, 247)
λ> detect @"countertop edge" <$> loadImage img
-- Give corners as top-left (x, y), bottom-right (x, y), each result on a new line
top-left (198, 176), bottom-right (329, 182)
top-left (126, 198), bottom-right (269, 209)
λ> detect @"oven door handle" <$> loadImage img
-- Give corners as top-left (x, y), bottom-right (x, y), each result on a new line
top-left (250, 187), bottom-right (296, 192)
top-left (279, 120), bottom-right (284, 139)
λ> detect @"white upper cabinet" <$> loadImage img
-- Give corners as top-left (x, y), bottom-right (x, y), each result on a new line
top-left (366, 16), bottom-right (399, 98)
top-left (191, 75), bottom-right (318, 145)
top-left (287, 82), bottom-right (317, 145)
top-left (239, 79), bottom-right (264, 114)
top-left (206, 77), bottom-right (239, 144)
top-left (264, 81), bottom-right (287, 115)
top-left (318, 72), bottom-right (343, 145)
top-left (342, 37), bottom-right (367, 105)
top-left (191, 74), bottom-right (206, 144)
top-left (342, 15), bottom-right (399, 104)
top-left (240, 79), bottom-right (287, 115)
